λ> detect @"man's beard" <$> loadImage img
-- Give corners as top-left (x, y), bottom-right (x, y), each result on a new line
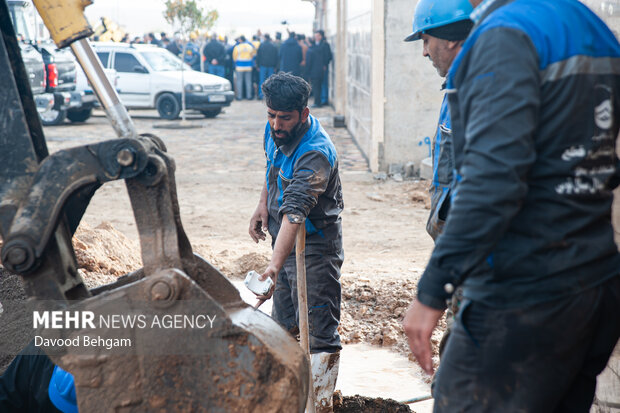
top-left (271, 120), bottom-right (305, 147)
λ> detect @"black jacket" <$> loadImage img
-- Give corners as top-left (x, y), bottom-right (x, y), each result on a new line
top-left (304, 44), bottom-right (325, 80)
top-left (279, 37), bottom-right (302, 76)
top-left (256, 40), bottom-right (278, 68)
top-left (203, 40), bottom-right (226, 65)
top-left (417, 0), bottom-right (620, 310)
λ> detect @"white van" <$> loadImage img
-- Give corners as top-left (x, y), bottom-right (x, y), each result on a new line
top-left (91, 42), bottom-right (234, 119)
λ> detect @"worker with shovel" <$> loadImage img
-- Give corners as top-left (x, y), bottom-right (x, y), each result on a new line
top-left (249, 72), bottom-right (344, 413)
top-left (403, 0), bottom-right (620, 411)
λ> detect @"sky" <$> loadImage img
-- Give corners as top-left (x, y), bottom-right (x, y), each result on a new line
top-left (84, 0), bottom-right (316, 40)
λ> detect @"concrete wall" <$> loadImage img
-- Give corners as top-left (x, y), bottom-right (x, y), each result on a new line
top-left (344, 0), bottom-right (373, 163)
top-left (324, 0), bottom-right (444, 172)
top-left (382, 0), bottom-right (443, 172)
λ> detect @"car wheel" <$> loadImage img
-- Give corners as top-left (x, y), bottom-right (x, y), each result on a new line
top-left (156, 93), bottom-right (181, 120)
top-left (39, 108), bottom-right (67, 126)
top-left (67, 108), bottom-right (93, 123)
top-left (200, 108), bottom-right (222, 118)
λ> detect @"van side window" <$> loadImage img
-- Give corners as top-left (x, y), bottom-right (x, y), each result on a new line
top-left (114, 53), bottom-right (143, 73)
top-left (96, 52), bottom-right (109, 67)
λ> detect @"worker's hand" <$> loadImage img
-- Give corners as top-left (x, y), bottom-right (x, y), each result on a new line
top-left (249, 204), bottom-right (269, 243)
top-left (402, 298), bottom-right (443, 375)
top-left (254, 263), bottom-right (279, 300)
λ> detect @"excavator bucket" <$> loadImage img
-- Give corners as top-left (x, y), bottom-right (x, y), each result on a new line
top-left (0, 0), bottom-right (309, 411)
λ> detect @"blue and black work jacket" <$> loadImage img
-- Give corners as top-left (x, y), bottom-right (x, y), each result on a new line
top-left (417, 0), bottom-right (620, 310)
top-left (264, 115), bottom-right (343, 249)
top-left (426, 94), bottom-right (453, 241)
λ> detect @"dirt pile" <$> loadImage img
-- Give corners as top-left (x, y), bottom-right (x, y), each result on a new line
top-left (333, 391), bottom-right (412, 413)
top-left (407, 180), bottom-right (431, 210)
top-left (73, 222), bottom-right (141, 288)
top-left (339, 276), bottom-right (446, 364)
top-left (193, 245), bottom-right (270, 279)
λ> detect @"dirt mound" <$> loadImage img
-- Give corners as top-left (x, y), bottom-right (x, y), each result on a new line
top-left (192, 245), bottom-right (270, 279)
top-left (339, 276), bottom-right (446, 365)
top-left (73, 221), bottom-right (141, 288)
top-left (333, 391), bottom-right (412, 412)
top-left (408, 181), bottom-right (431, 209)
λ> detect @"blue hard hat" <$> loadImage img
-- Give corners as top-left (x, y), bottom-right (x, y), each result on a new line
top-left (404, 0), bottom-right (474, 41)
top-left (48, 365), bottom-right (78, 413)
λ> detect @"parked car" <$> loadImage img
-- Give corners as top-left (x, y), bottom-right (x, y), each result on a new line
top-left (7, 0), bottom-right (54, 113)
top-left (7, 0), bottom-right (83, 126)
top-left (91, 42), bottom-right (234, 119)
top-left (36, 40), bottom-right (83, 125)
top-left (68, 63), bottom-right (118, 123)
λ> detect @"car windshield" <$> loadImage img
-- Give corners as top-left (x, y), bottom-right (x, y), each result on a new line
top-left (139, 50), bottom-right (190, 71)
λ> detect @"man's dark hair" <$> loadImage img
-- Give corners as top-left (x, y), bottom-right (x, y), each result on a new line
top-left (239, 35), bottom-right (246, 42)
top-left (315, 30), bottom-right (325, 40)
top-left (275, 31), bottom-right (282, 40)
top-left (264, 33), bottom-right (271, 41)
top-left (262, 72), bottom-right (311, 113)
top-left (160, 32), bottom-right (167, 38)
top-left (289, 31), bottom-right (296, 38)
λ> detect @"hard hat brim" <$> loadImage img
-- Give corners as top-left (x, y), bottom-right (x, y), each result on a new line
top-left (404, 31), bottom-right (421, 42)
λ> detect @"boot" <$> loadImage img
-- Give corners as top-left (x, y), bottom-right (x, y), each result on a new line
top-left (310, 351), bottom-right (340, 413)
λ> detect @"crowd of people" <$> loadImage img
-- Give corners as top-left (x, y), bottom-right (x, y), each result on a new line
top-left (109, 29), bottom-right (333, 106)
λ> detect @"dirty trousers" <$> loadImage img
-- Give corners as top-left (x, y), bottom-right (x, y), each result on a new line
top-left (271, 244), bottom-right (343, 354)
top-left (433, 275), bottom-right (620, 413)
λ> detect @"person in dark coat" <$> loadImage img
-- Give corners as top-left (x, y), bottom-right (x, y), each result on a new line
top-left (256, 34), bottom-right (279, 99)
top-left (278, 32), bottom-right (302, 76)
top-left (203, 34), bottom-right (226, 77)
top-left (304, 40), bottom-right (325, 107)
top-left (314, 30), bottom-right (332, 105)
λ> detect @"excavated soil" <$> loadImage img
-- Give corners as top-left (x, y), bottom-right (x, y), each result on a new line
top-left (339, 277), bottom-right (447, 364)
top-left (334, 391), bottom-right (413, 413)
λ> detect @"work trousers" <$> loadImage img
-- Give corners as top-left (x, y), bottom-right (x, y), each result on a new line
top-left (234, 70), bottom-right (252, 100)
top-left (433, 275), bottom-right (620, 413)
top-left (272, 242), bottom-right (343, 354)
top-left (208, 64), bottom-right (225, 78)
top-left (321, 69), bottom-right (329, 105)
top-left (258, 66), bottom-right (275, 99)
top-left (311, 77), bottom-right (323, 107)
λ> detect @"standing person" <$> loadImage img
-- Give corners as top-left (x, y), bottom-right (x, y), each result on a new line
top-left (313, 30), bottom-right (332, 105)
top-left (251, 35), bottom-right (262, 99)
top-left (403, 0), bottom-right (473, 354)
top-left (297, 34), bottom-right (309, 79)
top-left (166, 35), bottom-right (181, 57)
top-left (232, 35), bottom-right (256, 100)
top-left (256, 33), bottom-right (278, 99)
top-left (203, 33), bottom-right (226, 77)
top-left (304, 39), bottom-right (325, 108)
top-left (184, 33), bottom-right (201, 71)
top-left (403, 0), bottom-right (620, 412)
top-left (146, 32), bottom-right (161, 46)
top-left (279, 32), bottom-right (302, 76)
top-left (248, 72), bottom-right (344, 412)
